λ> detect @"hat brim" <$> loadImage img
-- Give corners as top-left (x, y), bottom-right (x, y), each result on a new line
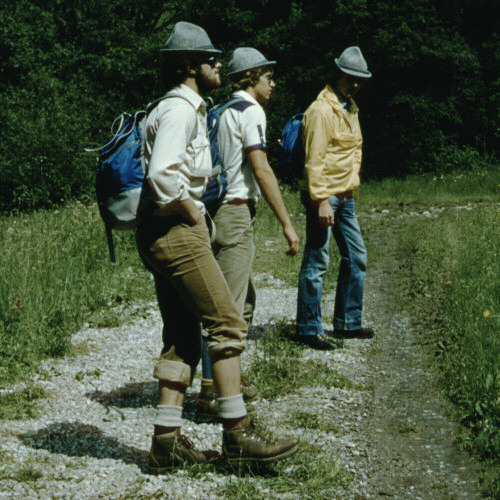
top-left (161, 48), bottom-right (222, 56)
top-left (227, 60), bottom-right (276, 78)
top-left (335, 59), bottom-right (372, 78)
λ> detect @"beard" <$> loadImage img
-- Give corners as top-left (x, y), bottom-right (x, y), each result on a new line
top-left (196, 67), bottom-right (221, 94)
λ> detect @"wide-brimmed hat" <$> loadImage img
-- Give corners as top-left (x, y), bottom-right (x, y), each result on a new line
top-left (227, 48), bottom-right (276, 78)
top-left (335, 47), bottom-right (371, 78)
top-left (161, 22), bottom-right (221, 56)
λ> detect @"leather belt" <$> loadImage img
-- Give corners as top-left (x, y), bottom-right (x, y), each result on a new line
top-left (227, 198), bottom-right (249, 205)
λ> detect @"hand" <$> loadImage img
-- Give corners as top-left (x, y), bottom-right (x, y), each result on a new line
top-left (175, 199), bottom-right (206, 227)
top-left (317, 199), bottom-right (334, 227)
top-left (190, 211), bottom-right (207, 227)
top-left (283, 224), bottom-right (300, 256)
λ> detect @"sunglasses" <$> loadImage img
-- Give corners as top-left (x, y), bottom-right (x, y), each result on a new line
top-left (344, 75), bottom-right (366, 86)
top-left (203, 57), bottom-right (219, 68)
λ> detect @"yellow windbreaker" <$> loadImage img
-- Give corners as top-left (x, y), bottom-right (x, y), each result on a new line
top-left (299, 85), bottom-right (362, 200)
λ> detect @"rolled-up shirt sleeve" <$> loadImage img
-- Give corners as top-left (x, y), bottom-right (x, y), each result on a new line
top-left (303, 104), bottom-right (335, 201)
top-left (242, 105), bottom-right (267, 154)
top-left (146, 100), bottom-right (196, 207)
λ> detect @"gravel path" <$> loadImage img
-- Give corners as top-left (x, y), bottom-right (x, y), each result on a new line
top-left (0, 215), bottom-right (489, 499)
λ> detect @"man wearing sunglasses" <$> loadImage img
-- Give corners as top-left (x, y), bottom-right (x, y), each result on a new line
top-left (296, 46), bottom-right (375, 350)
top-left (136, 23), bottom-right (298, 473)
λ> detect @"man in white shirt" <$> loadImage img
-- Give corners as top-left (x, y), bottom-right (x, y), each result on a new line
top-left (136, 24), bottom-right (298, 472)
top-left (197, 48), bottom-right (300, 418)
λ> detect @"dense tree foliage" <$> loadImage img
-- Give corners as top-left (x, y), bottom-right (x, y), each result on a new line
top-left (1, 0), bottom-right (498, 211)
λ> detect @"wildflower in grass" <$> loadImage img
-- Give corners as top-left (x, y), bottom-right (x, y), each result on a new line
top-left (12, 298), bottom-right (23, 315)
top-left (483, 310), bottom-right (491, 318)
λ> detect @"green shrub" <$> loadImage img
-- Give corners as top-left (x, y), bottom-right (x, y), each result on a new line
top-left (1, 0), bottom-right (499, 212)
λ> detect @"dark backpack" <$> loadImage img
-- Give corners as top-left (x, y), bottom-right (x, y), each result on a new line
top-left (278, 113), bottom-right (305, 180)
top-left (202, 95), bottom-right (254, 210)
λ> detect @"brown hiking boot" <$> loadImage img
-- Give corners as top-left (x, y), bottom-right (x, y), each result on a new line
top-left (222, 417), bottom-right (298, 465)
top-left (148, 429), bottom-right (220, 473)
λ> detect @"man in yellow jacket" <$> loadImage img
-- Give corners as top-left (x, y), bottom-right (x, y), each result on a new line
top-left (296, 46), bottom-right (374, 350)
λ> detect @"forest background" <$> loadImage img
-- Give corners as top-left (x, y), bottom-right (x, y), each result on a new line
top-left (1, 0), bottom-right (499, 213)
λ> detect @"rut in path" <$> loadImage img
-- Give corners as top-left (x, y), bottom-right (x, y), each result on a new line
top-left (360, 218), bottom-right (486, 498)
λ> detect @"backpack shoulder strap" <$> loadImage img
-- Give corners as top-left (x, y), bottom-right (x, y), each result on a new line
top-left (215, 95), bottom-right (255, 115)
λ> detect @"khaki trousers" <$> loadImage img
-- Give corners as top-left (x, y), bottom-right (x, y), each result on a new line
top-left (212, 203), bottom-right (256, 320)
top-left (136, 216), bottom-right (247, 378)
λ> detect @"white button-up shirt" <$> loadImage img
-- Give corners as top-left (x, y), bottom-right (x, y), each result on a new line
top-left (144, 84), bottom-right (211, 214)
top-left (217, 90), bottom-right (267, 203)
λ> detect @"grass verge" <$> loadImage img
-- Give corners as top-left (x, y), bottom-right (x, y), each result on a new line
top-left (220, 442), bottom-right (352, 500)
top-left (0, 201), bottom-right (154, 387)
top-left (392, 197), bottom-right (500, 495)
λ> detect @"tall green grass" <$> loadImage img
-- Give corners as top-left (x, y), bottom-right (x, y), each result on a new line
top-left (0, 202), bottom-right (153, 385)
top-left (395, 204), bottom-right (500, 494)
top-left (359, 167), bottom-right (500, 209)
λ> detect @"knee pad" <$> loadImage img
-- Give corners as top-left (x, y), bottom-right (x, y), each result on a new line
top-left (153, 359), bottom-right (191, 388)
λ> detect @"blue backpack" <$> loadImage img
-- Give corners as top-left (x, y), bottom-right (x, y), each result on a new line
top-left (94, 110), bottom-right (147, 234)
top-left (202, 95), bottom-right (253, 211)
top-left (90, 95), bottom-right (252, 262)
top-left (278, 113), bottom-right (305, 180)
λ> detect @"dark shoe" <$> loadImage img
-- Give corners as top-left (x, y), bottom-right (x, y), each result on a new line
top-left (148, 429), bottom-right (220, 473)
top-left (222, 417), bottom-right (298, 465)
top-left (331, 327), bottom-right (374, 339)
top-left (196, 393), bottom-right (219, 423)
top-left (296, 334), bottom-right (343, 350)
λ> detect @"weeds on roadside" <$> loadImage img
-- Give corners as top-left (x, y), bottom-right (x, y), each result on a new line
top-left (395, 202), bottom-right (500, 494)
top-left (221, 443), bottom-right (351, 499)
top-left (13, 462), bottom-right (43, 482)
top-left (358, 166), bottom-right (500, 211)
top-left (289, 411), bottom-right (341, 434)
top-left (246, 323), bottom-right (355, 400)
top-left (0, 202), bottom-right (154, 387)
top-left (0, 386), bottom-right (46, 420)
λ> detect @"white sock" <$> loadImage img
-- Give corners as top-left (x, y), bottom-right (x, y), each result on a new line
top-left (217, 394), bottom-right (247, 419)
top-left (154, 405), bottom-right (183, 428)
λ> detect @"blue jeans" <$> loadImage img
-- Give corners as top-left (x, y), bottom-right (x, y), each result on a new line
top-left (296, 191), bottom-right (367, 336)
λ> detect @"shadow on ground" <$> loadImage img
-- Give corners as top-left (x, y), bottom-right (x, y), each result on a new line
top-left (86, 381), bottom-right (157, 408)
top-left (19, 422), bottom-right (149, 471)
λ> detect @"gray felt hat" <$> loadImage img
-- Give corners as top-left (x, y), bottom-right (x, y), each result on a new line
top-left (161, 22), bottom-right (221, 55)
top-left (227, 48), bottom-right (276, 78)
top-left (335, 47), bottom-right (371, 78)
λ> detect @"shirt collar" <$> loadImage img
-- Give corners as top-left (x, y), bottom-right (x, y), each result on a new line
top-left (324, 85), bottom-right (358, 114)
top-left (167, 83), bottom-right (207, 113)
